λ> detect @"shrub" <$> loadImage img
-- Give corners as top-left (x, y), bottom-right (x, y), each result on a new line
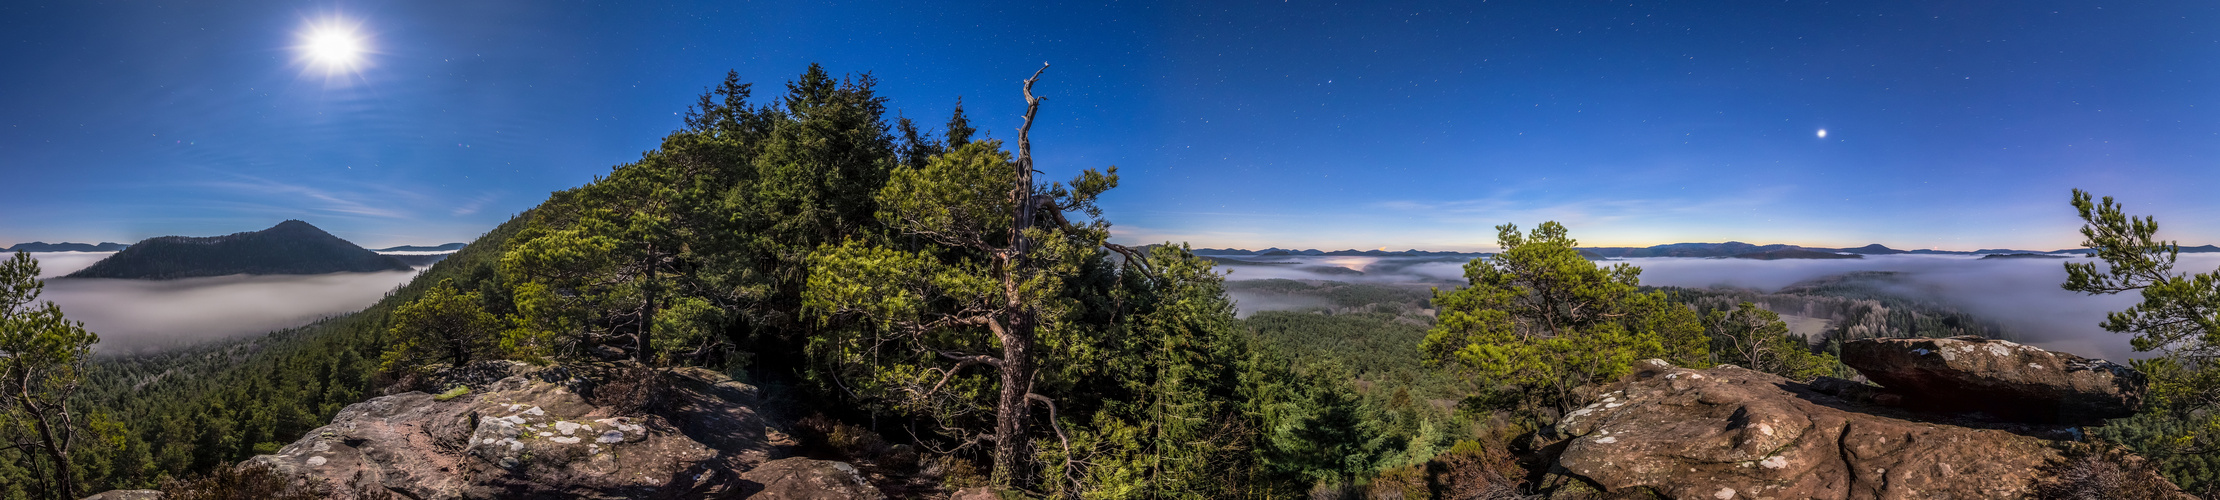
top-left (2032, 442), bottom-right (2184, 500)
top-left (1425, 439), bottom-right (1532, 500)
top-left (587, 365), bottom-right (667, 414)
top-left (161, 462), bottom-right (327, 500)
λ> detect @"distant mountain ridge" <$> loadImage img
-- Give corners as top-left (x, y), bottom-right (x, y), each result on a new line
top-left (64, 220), bottom-right (412, 279)
top-left (5, 241), bottom-right (129, 252)
top-left (375, 243), bottom-right (468, 252)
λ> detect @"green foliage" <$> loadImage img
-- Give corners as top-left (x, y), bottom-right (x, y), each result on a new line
top-left (806, 110), bottom-right (1145, 486)
top-left (433, 386), bottom-right (470, 402)
top-left (1259, 362), bottom-right (1398, 491)
top-left (2064, 189), bottom-right (2220, 469)
top-left (1703, 301), bottom-right (1839, 381)
top-left (2091, 412), bottom-right (2220, 492)
top-left (0, 251), bottom-right (102, 499)
top-left (1421, 222), bottom-right (1706, 418)
top-left (382, 279), bottom-right (501, 371)
top-left (1034, 246), bottom-right (1275, 499)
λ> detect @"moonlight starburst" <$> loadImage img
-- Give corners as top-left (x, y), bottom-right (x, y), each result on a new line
top-left (295, 17), bottom-right (370, 77)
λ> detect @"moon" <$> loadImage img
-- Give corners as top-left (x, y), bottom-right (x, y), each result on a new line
top-left (297, 18), bottom-right (368, 76)
top-left (1816, 129), bottom-right (1828, 138)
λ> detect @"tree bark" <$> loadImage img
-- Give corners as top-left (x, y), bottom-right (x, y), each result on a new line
top-left (639, 247), bottom-right (658, 364)
top-left (16, 377), bottom-right (75, 500)
top-left (988, 62), bottom-right (1051, 488)
top-left (990, 321), bottom-right (1035, 486)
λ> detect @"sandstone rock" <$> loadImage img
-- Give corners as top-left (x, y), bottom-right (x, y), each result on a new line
top-left (80, 491), bottom-right (164, 500)
top-left (735, 457), bottom-right (887, 499)
top-left (1546, 359), bottom-right (2065, 499)
top-left (947, 487), bottom-right (1006, 500)
top-left (249, 362), bottom-right (782, 499)
top-left (1841, 336), bottom-right (2145, 424)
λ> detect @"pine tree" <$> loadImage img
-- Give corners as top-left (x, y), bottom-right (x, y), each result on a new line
top-left (383, 279), bottom-right (500, 370)
top-left (2064, 189), bottom-right (2220, 455)
top-left (0, 251), bottom-right (101, 499)
top-left (805, 64), bottom-right (1151, 487)
top-left (1421, 222), bottom-right (1707, 418)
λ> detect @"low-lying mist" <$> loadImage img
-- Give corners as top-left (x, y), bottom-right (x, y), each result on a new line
top-left (1213, 253), bottom-right (2213, 362)
top-left (25, 252), bottom-right (418, 354)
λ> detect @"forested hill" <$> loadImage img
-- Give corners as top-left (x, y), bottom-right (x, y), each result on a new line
top-left (64, 220), bottom-right (410, 279)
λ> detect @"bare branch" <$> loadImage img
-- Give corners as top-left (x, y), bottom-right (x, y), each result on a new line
top-left (1027, 392), bottom-right (1081, 494)
top-left (921, 354), bottom-right (1003, 398)
top-left (1034, 197), bottom-right (1159, 280)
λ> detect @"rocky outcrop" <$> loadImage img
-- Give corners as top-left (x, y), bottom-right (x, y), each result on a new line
top-left (245, 361), bottom-right (849, 499)
top-left (736, 457), bottom-right (886, 499)
top-left (1841, 336), bottom-right (2146, 424)
top-left (1540, 359), bottom-right (2186, 499)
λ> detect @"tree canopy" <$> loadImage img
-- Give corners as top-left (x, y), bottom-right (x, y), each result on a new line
top-left (1, 251), bottom-right (101, 499)
top-left (2065, 189), bottom-right (2220, 455)
top-left (1421, 222), bottom-right (1709, 418)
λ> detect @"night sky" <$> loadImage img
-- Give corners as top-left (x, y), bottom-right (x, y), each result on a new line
top-left (3, 1), bottom-right (2216, 251)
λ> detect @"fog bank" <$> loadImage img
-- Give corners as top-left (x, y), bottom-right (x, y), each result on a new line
top-left (26, 252), bottom-right (417, 353)
top-left (28, 251), bottom-right (116, 278)
top-left (1214, 253), bottom-right (2218, 362)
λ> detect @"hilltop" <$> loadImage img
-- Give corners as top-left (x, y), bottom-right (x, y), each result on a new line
top-left (64, 220), bottom-right (412, 279)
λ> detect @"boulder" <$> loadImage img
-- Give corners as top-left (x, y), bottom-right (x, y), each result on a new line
top-left (736, 457), bottom-right (887, 499)
top-left (249, 362), bottom-right (783, 499)
top-left (1547, 359), bottom-right (2065, 499)
top-left (1841, 336), bottom-right (2145, 424)
top-left (80, 491), bottom-right (164, 500)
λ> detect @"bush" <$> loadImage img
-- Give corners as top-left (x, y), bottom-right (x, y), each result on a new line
top-left (2031, 442), bottom-right (2184, 500)
top-left (587, 365), bottom-right (667, 414)
top-left (1424, 439), bottom-right (1532, 500)
top-left (1367, 464), bottom-right (1430, 499)
top-left (160, 462), bottom-right (327, 500)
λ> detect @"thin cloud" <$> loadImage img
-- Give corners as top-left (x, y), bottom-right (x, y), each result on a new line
top-left (452, 192), bottom-right (499, 216)
top-left (197, 173), bottom-right (409, 219)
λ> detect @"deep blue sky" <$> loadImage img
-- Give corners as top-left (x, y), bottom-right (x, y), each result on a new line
top-left (3, 1), bottom-right (2216, 251)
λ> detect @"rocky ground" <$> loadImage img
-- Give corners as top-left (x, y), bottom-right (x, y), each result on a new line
top-left (200, 361), bottom-right (890, 499)
top-left (1535, 336), bottom-right (2189, 499)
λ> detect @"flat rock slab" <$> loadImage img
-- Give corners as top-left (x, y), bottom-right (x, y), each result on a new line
top-left (736, 457), bottom-right (887, 500)
top-left (1551, 359), bottom-right (2060, 499)
top-left (248, 362), bottom-right (780, 499)
top-left (1841, 336), bottom-right (2145, 424)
